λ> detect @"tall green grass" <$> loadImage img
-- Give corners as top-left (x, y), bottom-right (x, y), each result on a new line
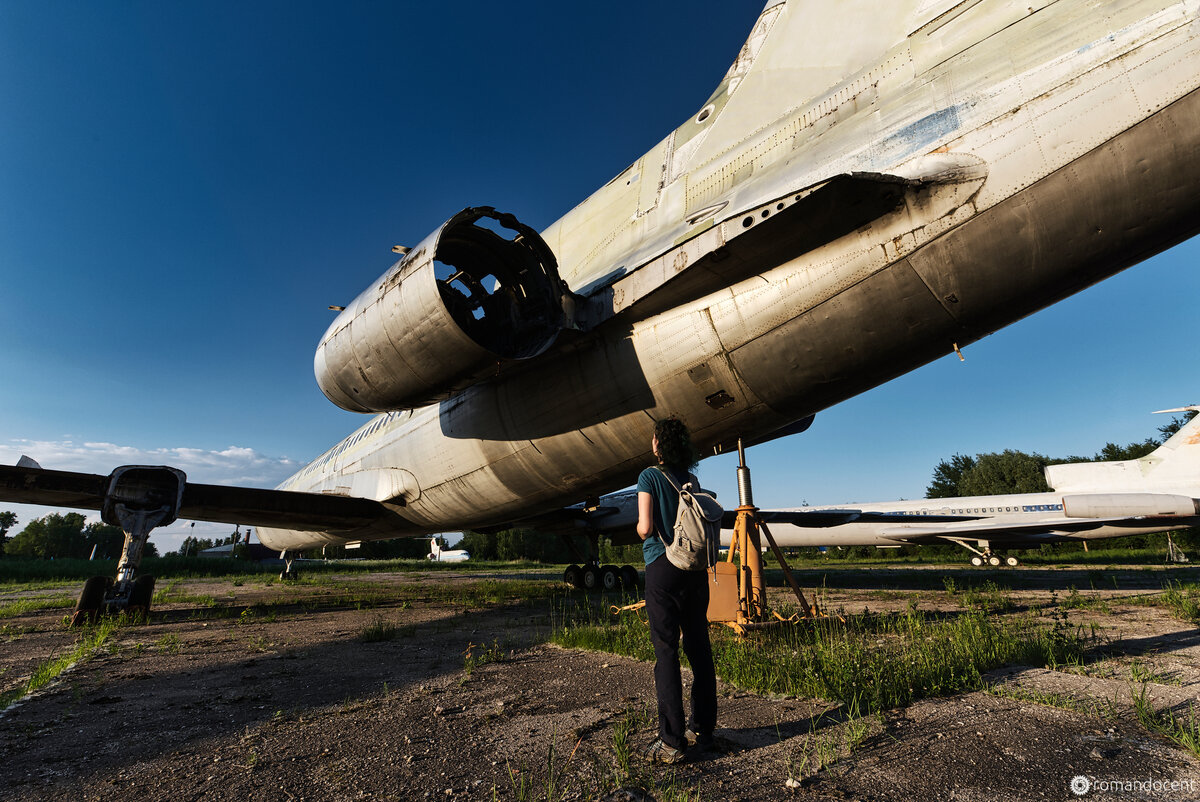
top-left (1124, 581), bottom-right (1200, 623)
top-left (0, 594), bottom-right (76, 618)
top-left (0, 618), bottom-right (118, 709)
top-left (1132, 684), bottom-right (1200, 759)
top-left (552, 603), bottom-right (1087, 714)
top-left (1158, 582), bottom-right (1200, 622)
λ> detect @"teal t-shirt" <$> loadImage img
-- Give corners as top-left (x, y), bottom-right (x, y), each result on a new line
top-left (637, 466), bottom-right (690, 566)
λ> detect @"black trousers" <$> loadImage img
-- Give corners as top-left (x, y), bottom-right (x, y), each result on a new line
top-left (644, 556), bottom-right (717, 750)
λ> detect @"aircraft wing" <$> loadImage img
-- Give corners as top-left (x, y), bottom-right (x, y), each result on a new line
top-left (874, 516), bottom-right (1161, 545)
top-left (727, 509), bottom-right (972, 528)
top-left (0, 463), bottom-right (403, 534)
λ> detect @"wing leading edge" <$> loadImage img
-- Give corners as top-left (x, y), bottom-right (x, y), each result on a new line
top-left (0, 463), bottom-right (405, 535)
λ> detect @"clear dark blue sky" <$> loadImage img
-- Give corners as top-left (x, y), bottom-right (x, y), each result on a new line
top-left (2, 2), bottom-right (1197, 550)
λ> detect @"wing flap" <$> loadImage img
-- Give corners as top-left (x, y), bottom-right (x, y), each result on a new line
top-left (180, 482), bottom-right (395, 532)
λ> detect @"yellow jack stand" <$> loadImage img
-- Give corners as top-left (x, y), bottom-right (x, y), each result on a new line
top-left (707, 440), bottom-right (819, 634)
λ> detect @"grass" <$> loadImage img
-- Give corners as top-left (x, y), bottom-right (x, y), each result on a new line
top-left (1057, 586), bottom-right (1114, 614)
top-left (1123, 581), bottom-right (1200, 623)
top-left (986, 683), bottom-right (1118, 720)
top-left (0, 618), bottom-right (119, 710)
top-left (0, 594), bottom-right (76, 618)
top-left (553, 601), bottom-right (1088, 715)
top-left (462, 640), bottom-right (507, 675)
top-left (1157, 582), bottom-right (1200, 622)
top-left (958, 581), bottom-right (1015, 614)
top-left (360, 616), bottom-right (406, 642)
top-left (488, 701), bottom-right (706, 801)
top-left (1128, 658), bottom-right (1177, 686)
top-left (496, 727), bottom-right (582, 802)
top-left (1132, 684), bottom-right (1200, 759)
top-left (155, 633), bottom-right (182, 654)
top-left (611, 705), bottom-right (651, 781)
top-left (784, 701), bottom-right (884, 782)
top-left (0, 556), bottom-right (559, 583)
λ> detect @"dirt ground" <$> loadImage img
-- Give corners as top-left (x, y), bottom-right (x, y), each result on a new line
top-left (1, 564), bottom-right (1199, 801)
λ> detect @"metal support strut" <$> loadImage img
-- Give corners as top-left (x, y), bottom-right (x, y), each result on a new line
top-left (718, 439), bottom-right (816, 634)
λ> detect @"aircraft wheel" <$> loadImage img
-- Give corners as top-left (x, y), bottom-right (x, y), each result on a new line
top-left (619, 565), bottom-right (639, 590)
top-left (970, 556), bottom-right (984, 567)
top-left (601, 565), bottom-right (620, 592)
top-left (563, 565), bottom-right (582, 588)
top-left (72, 576), bottom-right (111, 627)
top-left (279, 568), bottom-right (300, 581)
top-left (1005, 556), bottom-right (1020, 567)
top-left (581, 565), bottom-right (600, 591)
top-left (987, 555), bottom-right (1002, 567)
top-left (127, 575), bottom-right (155, 619)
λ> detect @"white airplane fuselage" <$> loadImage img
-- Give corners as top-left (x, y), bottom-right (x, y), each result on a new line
top-left (259, 1), bottom-right (1200, 552)
top-left (761, 493), bottom-right (1193, 549)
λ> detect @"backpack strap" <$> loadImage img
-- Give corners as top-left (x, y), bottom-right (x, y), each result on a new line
top-left (653, 467), bottom-right (686, 543)
top-left (655, 466), bottom-right (696, 494)
top-left (656, 465), bottom-right (681, 493)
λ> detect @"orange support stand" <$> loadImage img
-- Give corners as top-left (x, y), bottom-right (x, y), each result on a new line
top-left (708, 440), bottom-right (818, 634)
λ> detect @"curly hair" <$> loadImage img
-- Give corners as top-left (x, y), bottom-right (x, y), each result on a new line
top-left (653, 417), bottom-right (699, 473)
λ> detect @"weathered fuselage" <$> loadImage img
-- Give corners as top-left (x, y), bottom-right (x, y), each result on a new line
top-left (259, 0), bottom-right (1200, 551)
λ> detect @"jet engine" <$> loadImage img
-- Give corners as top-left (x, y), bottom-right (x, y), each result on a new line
top-left (315, 207), bottom-right (570, 412)
top-left (1062, 493), bottom-right (1200, 519)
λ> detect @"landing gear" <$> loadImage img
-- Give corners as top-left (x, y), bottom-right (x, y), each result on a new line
top-left (954, 539), bottom-right (1019, 568)
top-left (72, 576), bottom-right (112, 627)
top-left (562, 561), bottom-right (640, 591)
top-left (279, 550), bottom-right (300, 581)
top-left (560, 528), bottom-right (640, 590)
top-left (71, 466), bottom-right (185, 626)
top-left (126, 574), bottom-right (156, 618)
top-left (601, 564), bottom-right (621, 591)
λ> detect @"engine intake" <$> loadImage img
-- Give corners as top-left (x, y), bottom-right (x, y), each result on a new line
top-left (315, 207), bottom-right (568, 412)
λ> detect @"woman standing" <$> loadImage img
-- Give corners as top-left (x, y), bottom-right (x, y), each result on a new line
top-left (636, 417), bottom-right (717, 764)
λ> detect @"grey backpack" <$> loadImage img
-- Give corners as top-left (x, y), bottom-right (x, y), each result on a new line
top-left (658, 468), bottom-right (722, 571)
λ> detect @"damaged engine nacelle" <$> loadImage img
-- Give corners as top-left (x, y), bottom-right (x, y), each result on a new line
top-left (315, 207), bottom-right (569, 412)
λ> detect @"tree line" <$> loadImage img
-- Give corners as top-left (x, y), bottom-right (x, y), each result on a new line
top-left (0, 512), bottom-right (159, 560)
top-left (925, 412), bottom-right (1194, 498)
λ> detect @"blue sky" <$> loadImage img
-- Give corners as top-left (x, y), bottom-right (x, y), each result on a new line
top-left (2, 2), bottom-right (1197, 553)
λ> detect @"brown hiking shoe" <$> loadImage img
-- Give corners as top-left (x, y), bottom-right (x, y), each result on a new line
top-left (643, 738), bottom-right (685, 764)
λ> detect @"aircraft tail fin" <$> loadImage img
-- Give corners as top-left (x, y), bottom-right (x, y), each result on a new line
top-left (1045, 407), bottom-right (1200, 494)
